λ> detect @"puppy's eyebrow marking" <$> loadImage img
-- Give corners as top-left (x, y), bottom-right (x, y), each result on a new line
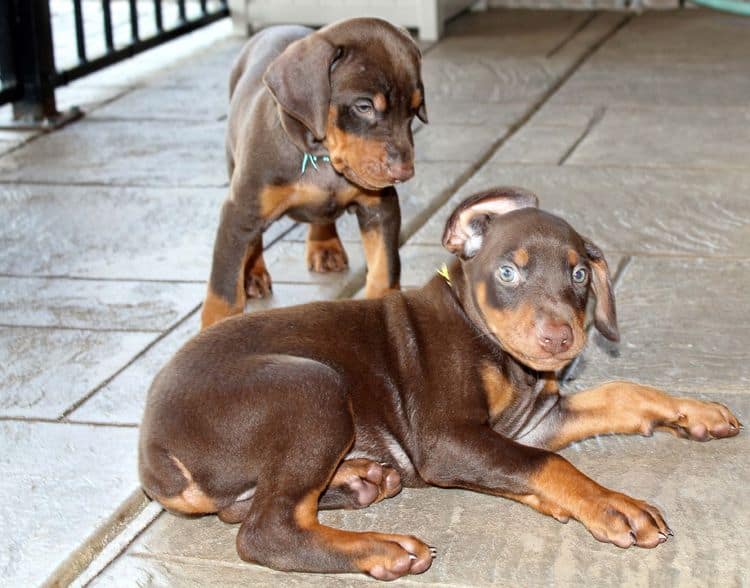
top-left (373, 93), bottom-right (387, 112)
top-left (513, 248), bottom-right (529, 267)
top-left (567, 249), bottom-right (579, 266)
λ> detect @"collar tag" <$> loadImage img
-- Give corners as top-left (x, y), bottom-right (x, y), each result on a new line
top-left (301, 153), bottom-right (331, 176)
top-left (436, 263), bottom-right (451, 285)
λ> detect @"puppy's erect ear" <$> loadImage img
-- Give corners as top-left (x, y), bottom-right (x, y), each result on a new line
top-left (442, 187), bottom-right (538, 259)
top-left (263, 33), bottom-right (340, 141)
top-left (584, 239), bottom-right (619, 342)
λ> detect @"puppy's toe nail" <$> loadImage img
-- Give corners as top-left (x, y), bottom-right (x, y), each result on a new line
top-left (658, 532), bottom-right (667, 542)
top-left (409, 554), bottom-right (417, 560)
top-left (667, 528), bottom-right (674, 536)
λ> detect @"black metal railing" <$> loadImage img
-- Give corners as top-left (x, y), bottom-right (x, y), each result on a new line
top-left (0, 0), bottom-right (229, 124)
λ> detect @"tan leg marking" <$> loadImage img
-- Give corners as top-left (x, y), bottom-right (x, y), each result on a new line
top-left (360, 225), bottom-right (399, 298)
top-left (306, 223), bottom-right (349, 273)
top-left (293, 490), bottom-right (432, 580)
top-left (517, 456), bottom-right (671, 549)
top-left (156, 456), bottom-right (217, 515)
top-left (200, 286), bottom-right (244, 330)
top-left (549, 381), bottom-right (741, 451)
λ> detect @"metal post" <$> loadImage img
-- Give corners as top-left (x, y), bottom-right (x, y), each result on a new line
top-left (0, 0), bottom-right (20, 104)
top-left (11, 0), bottom-right (59, 121)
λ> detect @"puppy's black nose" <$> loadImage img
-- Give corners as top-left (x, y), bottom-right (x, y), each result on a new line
top-left (537, 321), bottom-right (573, 355)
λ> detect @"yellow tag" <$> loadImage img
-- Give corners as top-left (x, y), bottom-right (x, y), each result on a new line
top-left (436, 263), bottom-right (451, 284)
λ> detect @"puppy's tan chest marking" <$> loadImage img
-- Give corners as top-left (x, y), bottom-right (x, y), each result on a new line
top-left (259, 182), bottom-right (362, 222)
top-left (481, 362), bottom-right (516, 424)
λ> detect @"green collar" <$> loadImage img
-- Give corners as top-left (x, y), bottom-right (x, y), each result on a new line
top-left (300, 152), bottom-right (331, 175)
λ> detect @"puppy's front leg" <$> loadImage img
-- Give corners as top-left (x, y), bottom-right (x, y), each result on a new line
top-left (202, 194), bottom-right (266, 330)
top-left (418, 426), bottom-right (670, 548)
top-left (355, 187), bottom-right (401, 298)
top-left (524, 381), bottom-right (741, 451)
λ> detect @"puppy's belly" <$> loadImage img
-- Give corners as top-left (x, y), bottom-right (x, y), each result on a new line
top-left (287, 199), bottom-right (346, 224)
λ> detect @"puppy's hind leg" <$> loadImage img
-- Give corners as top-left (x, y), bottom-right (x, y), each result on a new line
top-left (232, 360), bottom-right (432, 580)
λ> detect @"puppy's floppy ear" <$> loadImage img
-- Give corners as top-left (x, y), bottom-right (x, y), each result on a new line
top-left (442, 187), bottom-right (538, 259)
top-left (416, 82), bottom-right (428, 124)
top-left (263, 33), bottom-right (340, 141)
top-left (584, 239), bottom-right (619, 342)
top-left (392, 24), bottom-right (427, 123)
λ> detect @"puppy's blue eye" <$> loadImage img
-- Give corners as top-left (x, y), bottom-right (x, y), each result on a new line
top-left (353, 100), bottom-right (374, 115)
top-left (572, 266), bottom-right (588, 284)
top-left (497, 265), bottom-right (518, 283)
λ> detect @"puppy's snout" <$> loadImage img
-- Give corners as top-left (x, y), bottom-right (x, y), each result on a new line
top-left (536, 320), bottom-right (573, 355)
top-left (387, 161), bottom-right (414, 183)
top-left (386, 146), bottom-right (414, 183)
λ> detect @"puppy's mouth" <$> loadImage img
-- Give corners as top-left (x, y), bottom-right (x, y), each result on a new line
top-left (489, 331), bottom-right (584, 372)
top-left (509, 350), bottom-right (577, 372)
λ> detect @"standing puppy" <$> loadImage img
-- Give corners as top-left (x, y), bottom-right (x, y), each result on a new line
top-left (202, 18), bottom-right (428, 329)
top-left (140, 187), bottom-right (740, 580)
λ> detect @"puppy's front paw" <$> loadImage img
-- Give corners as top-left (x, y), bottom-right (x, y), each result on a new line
top-left (660, 399), bottom-right (741, 441)
top-left (307, 241), bottom-right (349, 273)
top-left (583, 492), bottom-right (671, 549)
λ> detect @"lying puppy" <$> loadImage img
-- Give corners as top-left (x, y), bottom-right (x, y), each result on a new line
top-left (140, 188), bottom-right (740, 580)
top-left (201, 17), bottom-right (428, 329)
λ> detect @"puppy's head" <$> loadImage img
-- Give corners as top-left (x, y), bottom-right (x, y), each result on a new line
top-left (263, 18), bottom-right (427, 190)
top-left (442, 187), bottom-right (619, 371)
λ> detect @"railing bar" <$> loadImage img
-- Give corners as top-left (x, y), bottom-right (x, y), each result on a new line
top-left (52, 8), bottom-right (229, 87)
top-left (129, 0), bottom-right (139, 42)
top-left (0, 85), bottom-right (22, 105)
top-left (0, 0), bottom-right (18, 94)
top-left (72, 0), bottom-right (87, 63)
top-left (101, 0), bottom-right (114, 51)
top-left (177, 0), bottom-right (187, 22)
top-left (200, 0), bottom-right (208, 14)
top-left (154, 0), bottom-right (164, 32)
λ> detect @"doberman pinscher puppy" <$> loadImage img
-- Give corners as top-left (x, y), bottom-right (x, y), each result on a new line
top-left (140, 188), bottom-right (740, 580)
top-left (201, 18), bottom-right (428, 329)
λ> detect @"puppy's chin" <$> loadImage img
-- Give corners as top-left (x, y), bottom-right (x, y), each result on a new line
top-left (500, 343), bottom-right (582, 373)
top-left (332, 161), bottom-right (393, 191)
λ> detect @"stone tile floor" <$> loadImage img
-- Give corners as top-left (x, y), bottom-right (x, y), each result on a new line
top-left (1, 7), bottom-right (748, 587)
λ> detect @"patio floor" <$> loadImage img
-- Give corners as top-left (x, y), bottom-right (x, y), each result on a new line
top-left (1, 7), bottom-right (748, 587)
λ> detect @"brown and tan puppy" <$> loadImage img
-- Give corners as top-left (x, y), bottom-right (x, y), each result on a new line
top-left (201, 18), bottom-right (428, 329)
top-left (140, 188), bottom-right (740, 580)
